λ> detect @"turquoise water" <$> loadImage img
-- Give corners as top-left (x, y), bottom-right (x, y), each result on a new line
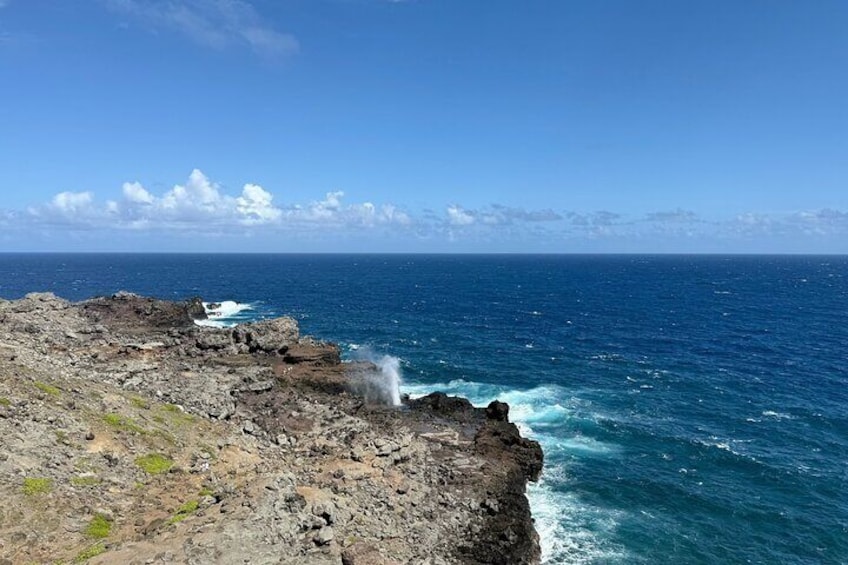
top-left (2, 254), bottom-right (846, 563)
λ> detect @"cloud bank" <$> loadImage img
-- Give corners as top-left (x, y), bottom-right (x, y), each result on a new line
top-left (25, 169), bottom-right (410, 235)
top-left (7, 169), bottom-right (848, 252)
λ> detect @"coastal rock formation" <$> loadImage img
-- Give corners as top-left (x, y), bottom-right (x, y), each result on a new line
top-left (0, 293), bottom-right (542, 565)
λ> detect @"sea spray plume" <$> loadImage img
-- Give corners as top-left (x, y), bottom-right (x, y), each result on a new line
top-left (350, 347), bottom-right (403, 406)
top-left (375, 354), bottom-right (402, 406)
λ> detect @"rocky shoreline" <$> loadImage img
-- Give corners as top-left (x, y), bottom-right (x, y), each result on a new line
top-left (0, 292), bottom-right (543, 565)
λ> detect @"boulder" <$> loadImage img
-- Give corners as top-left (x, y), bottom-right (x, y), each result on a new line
top-left (341, 543), bottom-right (397, 565)
top-left (233, 317), bottom-right (299, 354)
top-left (407, 392), bottom-right (476, 420)
top-left (195, 329), bottom-right (234, 351)
top-left (485, 400), bottom-right (510, 422)
top-left (81, 294), bottom-right (206, 332)
top-left (282, 343), bottom-right (340, 366)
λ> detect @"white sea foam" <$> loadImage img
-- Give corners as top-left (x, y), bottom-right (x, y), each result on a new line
top-left (196, 300), bottom-right (255, 327)
top-left (528, 470), bottom-right (629, 564)
top-left (762, 410), bottom-right (794, 420)
top-left (194, 318), bottom-right (230, 328)
top-left (204, 300), bottom-right (252, 318)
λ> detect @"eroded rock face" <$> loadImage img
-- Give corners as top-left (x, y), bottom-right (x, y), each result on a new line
top-left (405, 393), bottom-right (544, 565)
top-left (0, 293), bottom-right (543, 565)
top-left (80, 292), bottom-right (206, 333)
top-left (233, 317), bottom-right (300, 354)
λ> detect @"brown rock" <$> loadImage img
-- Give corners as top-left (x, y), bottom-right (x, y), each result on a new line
top-left (341, 542), bottom-right (398, 565)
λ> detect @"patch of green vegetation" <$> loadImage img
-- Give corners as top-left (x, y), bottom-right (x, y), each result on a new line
top-left (168, 499), bottom-right (199, 524)
top-left (22, 477), bottom-right (53, 496)
top-left (70, 476), bottom-right (101, 487)
top-left (152, 414), bottom-right (166, 424)
top-left (198, 487), bottom-right (214, 497)
top-left (134, 453), bottom-right (173, 475)
top-left (0, 397), bottom-right (10, 406)
top-left (34, 381), bottom-right (61, 396)
top-left (102, 413), bottom-right (147, 434)
top-left (130, 396), bottom-right (150, 409)
top-left (55, 430), bottom-right (69, 442)
top-left (84, 514), bottom-right (112, 539)
top-left (73, 543), bottom-right (106, 562)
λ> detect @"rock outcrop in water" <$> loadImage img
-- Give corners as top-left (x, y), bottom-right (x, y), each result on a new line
top-left (0, 293), bottom-right (542, 565)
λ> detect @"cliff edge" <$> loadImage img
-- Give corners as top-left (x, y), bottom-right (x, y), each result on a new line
top-left (0, 293), bottom-right (542, 565)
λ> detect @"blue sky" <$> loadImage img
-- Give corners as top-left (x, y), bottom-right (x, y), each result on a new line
top-left (1, 0), bottom-right (846, 252)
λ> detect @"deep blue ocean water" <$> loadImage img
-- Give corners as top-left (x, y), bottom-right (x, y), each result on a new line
top-left (1, 254), bottom-right (846, 564)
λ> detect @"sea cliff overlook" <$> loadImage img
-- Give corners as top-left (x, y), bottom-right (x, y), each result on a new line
top-left (0, 292), bottom-right (542, 565)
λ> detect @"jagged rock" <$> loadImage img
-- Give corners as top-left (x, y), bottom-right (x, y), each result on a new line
top-left (312, 501), bottom-right (335, 525)
top-left (486, 400), bottom-right (510, 422)
top-left (195, 330), bottom-right (233, 351)
top-left (246, 381), bottom-right (274, 393)
top-left (408, 392), bottom-right (476, 422)
top-left (80, 294), bottom-right (205, 332)
top-left (341, 543), bottom-right (396, 565)
top-left (314, 526), bottom-right (334, 545)
top-left (233, 317), bottom-right (299, 354)
top-left (482, 498), bottom-right (500, 515)
top-left (283, 343), bottom-right (341, 366)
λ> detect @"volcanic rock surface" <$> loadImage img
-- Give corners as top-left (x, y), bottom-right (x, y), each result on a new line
top-left (0, 292), bottom-right (542, 565)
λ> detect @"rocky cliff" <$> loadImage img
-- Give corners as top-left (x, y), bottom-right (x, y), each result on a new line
top-left (0, 293), bottom-right (543, 565)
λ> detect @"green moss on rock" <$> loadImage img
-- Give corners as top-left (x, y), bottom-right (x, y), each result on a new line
top-left (168, 499), bottom-right (199, 524)
top-left (84, 514), bottom-right (112, 539)
top-left (74, 543), bottom-right (106, 562)
top-left (23, 477), bottom-right (53, 495)
top-left (102, 413), bottom-right (147, 434)
top-left (34, 381), bottom-right (61, 396)
top-left (134, 453), bottom-right (173, 474)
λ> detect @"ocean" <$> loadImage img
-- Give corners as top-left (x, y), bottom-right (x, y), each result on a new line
top-left (1, 254), bottom-right (846, 564)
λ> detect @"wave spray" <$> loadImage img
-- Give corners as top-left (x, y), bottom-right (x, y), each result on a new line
top-left (374, 354), bottom-right (402, 407)
top-left (350, 347), bottom-right (403, 407)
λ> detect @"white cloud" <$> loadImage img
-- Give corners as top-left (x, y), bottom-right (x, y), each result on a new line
top-left (26, 169), bottom-right (417, 234)
top-left (19, 174), bottom-right (847, 251)
top-left (285, 191), bottom-right (412, 229)
top-left (237, 183), bottom-right (281, 224)
top-left (446, 205), bottom-right (474, 226)
top-left (122, 181), bottom-right (154, 204)
top-left (106, 0), bottom-right (299, 58)
top-left (25, 191), bottom-right (99, 226)
top-left (159, 168), bottom-right (225, 214)
top-left (51, 191), bottom-right (94, 215)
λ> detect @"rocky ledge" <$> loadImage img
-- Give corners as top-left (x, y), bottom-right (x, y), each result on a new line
top-left (0, 293), bottom-right (543, 565)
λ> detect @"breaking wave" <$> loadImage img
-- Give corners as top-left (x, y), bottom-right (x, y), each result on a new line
top-left (195, 300), bottom-right (255, 328)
